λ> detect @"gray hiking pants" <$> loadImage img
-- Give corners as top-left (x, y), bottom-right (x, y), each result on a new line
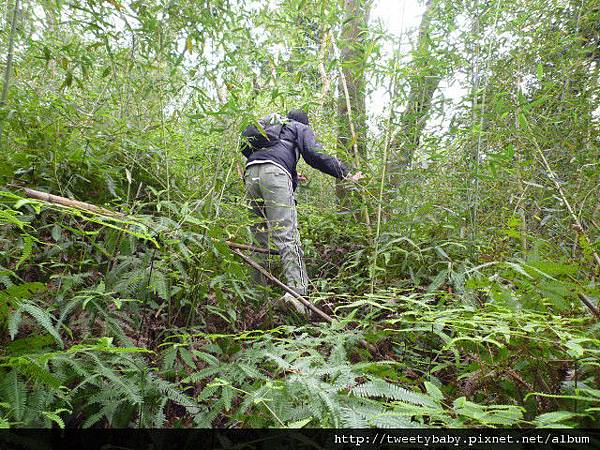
top-left (244, 163), bottom-right (308, 296)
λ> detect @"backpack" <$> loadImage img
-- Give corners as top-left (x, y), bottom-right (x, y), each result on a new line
top-left (241, 114), bottom-right (288, 156)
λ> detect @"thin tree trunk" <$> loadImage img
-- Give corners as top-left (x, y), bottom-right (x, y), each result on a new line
top-left (336, 0), bottom-right (370, 207)
top-left (336, 0), bottom-right (369, 162)
top-left (0, 0), bottom-right (20, 147)
top-left (317, 30), bottom-right (332, 110)
top-left (332, 34), bottom-right (372, 231)
top-left (334, 0), bottom-right (371, 232)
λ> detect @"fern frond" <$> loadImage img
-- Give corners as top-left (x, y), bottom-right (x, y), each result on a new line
top-left (16, 235), bottom-right (34, 269)
top-left (372, 413), bottom-right (418, 428)
top-left (0, 371), bottom-right (27, 422)
top-left (182, 365), bottom-right (223, 384)
top-left (7, 310), bottom-right (21, 340)
top-left (18, 302), bottom-right (63, 347)
top-left (262, 352), bottom-right (290, 370)
top-left (340, 407), bottom-right (369, 427)
top-left (151, 375), bottom-right (197, 409)
top-left (352, 380), bottom-right (436, 407)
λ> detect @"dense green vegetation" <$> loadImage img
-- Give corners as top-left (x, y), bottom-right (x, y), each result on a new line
top-left (0, 0), bottom-right (599, 428)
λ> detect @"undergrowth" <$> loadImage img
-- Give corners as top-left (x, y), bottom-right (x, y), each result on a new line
top-left (1, 191), bottom-right (598, 428)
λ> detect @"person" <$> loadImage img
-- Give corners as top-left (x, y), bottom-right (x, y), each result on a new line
top-left (241, 109), bottom-right (363, 316)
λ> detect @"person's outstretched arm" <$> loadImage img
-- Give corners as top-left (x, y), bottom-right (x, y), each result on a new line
top-left (297, 124), bottom-right (350, 179)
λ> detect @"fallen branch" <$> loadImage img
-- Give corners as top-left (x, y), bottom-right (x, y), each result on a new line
top-left (20, 188), bottom-right (281, 254)
top-left (229, 247), bottom-right (333, 323)
top-left (22, 187), bottom-right (122, 218)
top-left (225, 241), bottom-right (278, 255)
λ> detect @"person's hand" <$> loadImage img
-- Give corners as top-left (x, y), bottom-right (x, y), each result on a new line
top-left (298, 172), bottom-right (308, 183)
top-left (347, 171), bottom-right (364, 182)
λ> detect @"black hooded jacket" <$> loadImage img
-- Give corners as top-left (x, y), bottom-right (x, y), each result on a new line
top-left (242, 117), bottom-right (349, 191)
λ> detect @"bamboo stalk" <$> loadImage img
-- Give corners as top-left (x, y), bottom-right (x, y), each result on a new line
top-left (330, 34), bottom-right (360, 167)
top-left (19, 188), bottom-right (281, 258)
top-left (229, 247), bottom-right (333, 323)
top-left (22, 187), bottom-right (123, 217)
top-left (531, 138), bottom-right (600, 269)
top-left (371, 49), bottom-right (400, 295)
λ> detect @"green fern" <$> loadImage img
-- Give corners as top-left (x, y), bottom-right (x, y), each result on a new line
top-left (17, 302), bottom-right (63, 347)
top-left (0, 371), bottom-right (27, 423)
top-left (352, 380), bottom-right (437, 407)
top-left (15, 235), bottom-right (34, 270)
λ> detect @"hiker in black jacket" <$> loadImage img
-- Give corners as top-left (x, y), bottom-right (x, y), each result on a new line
top-left (242, 109), bottom-right (363, 315)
